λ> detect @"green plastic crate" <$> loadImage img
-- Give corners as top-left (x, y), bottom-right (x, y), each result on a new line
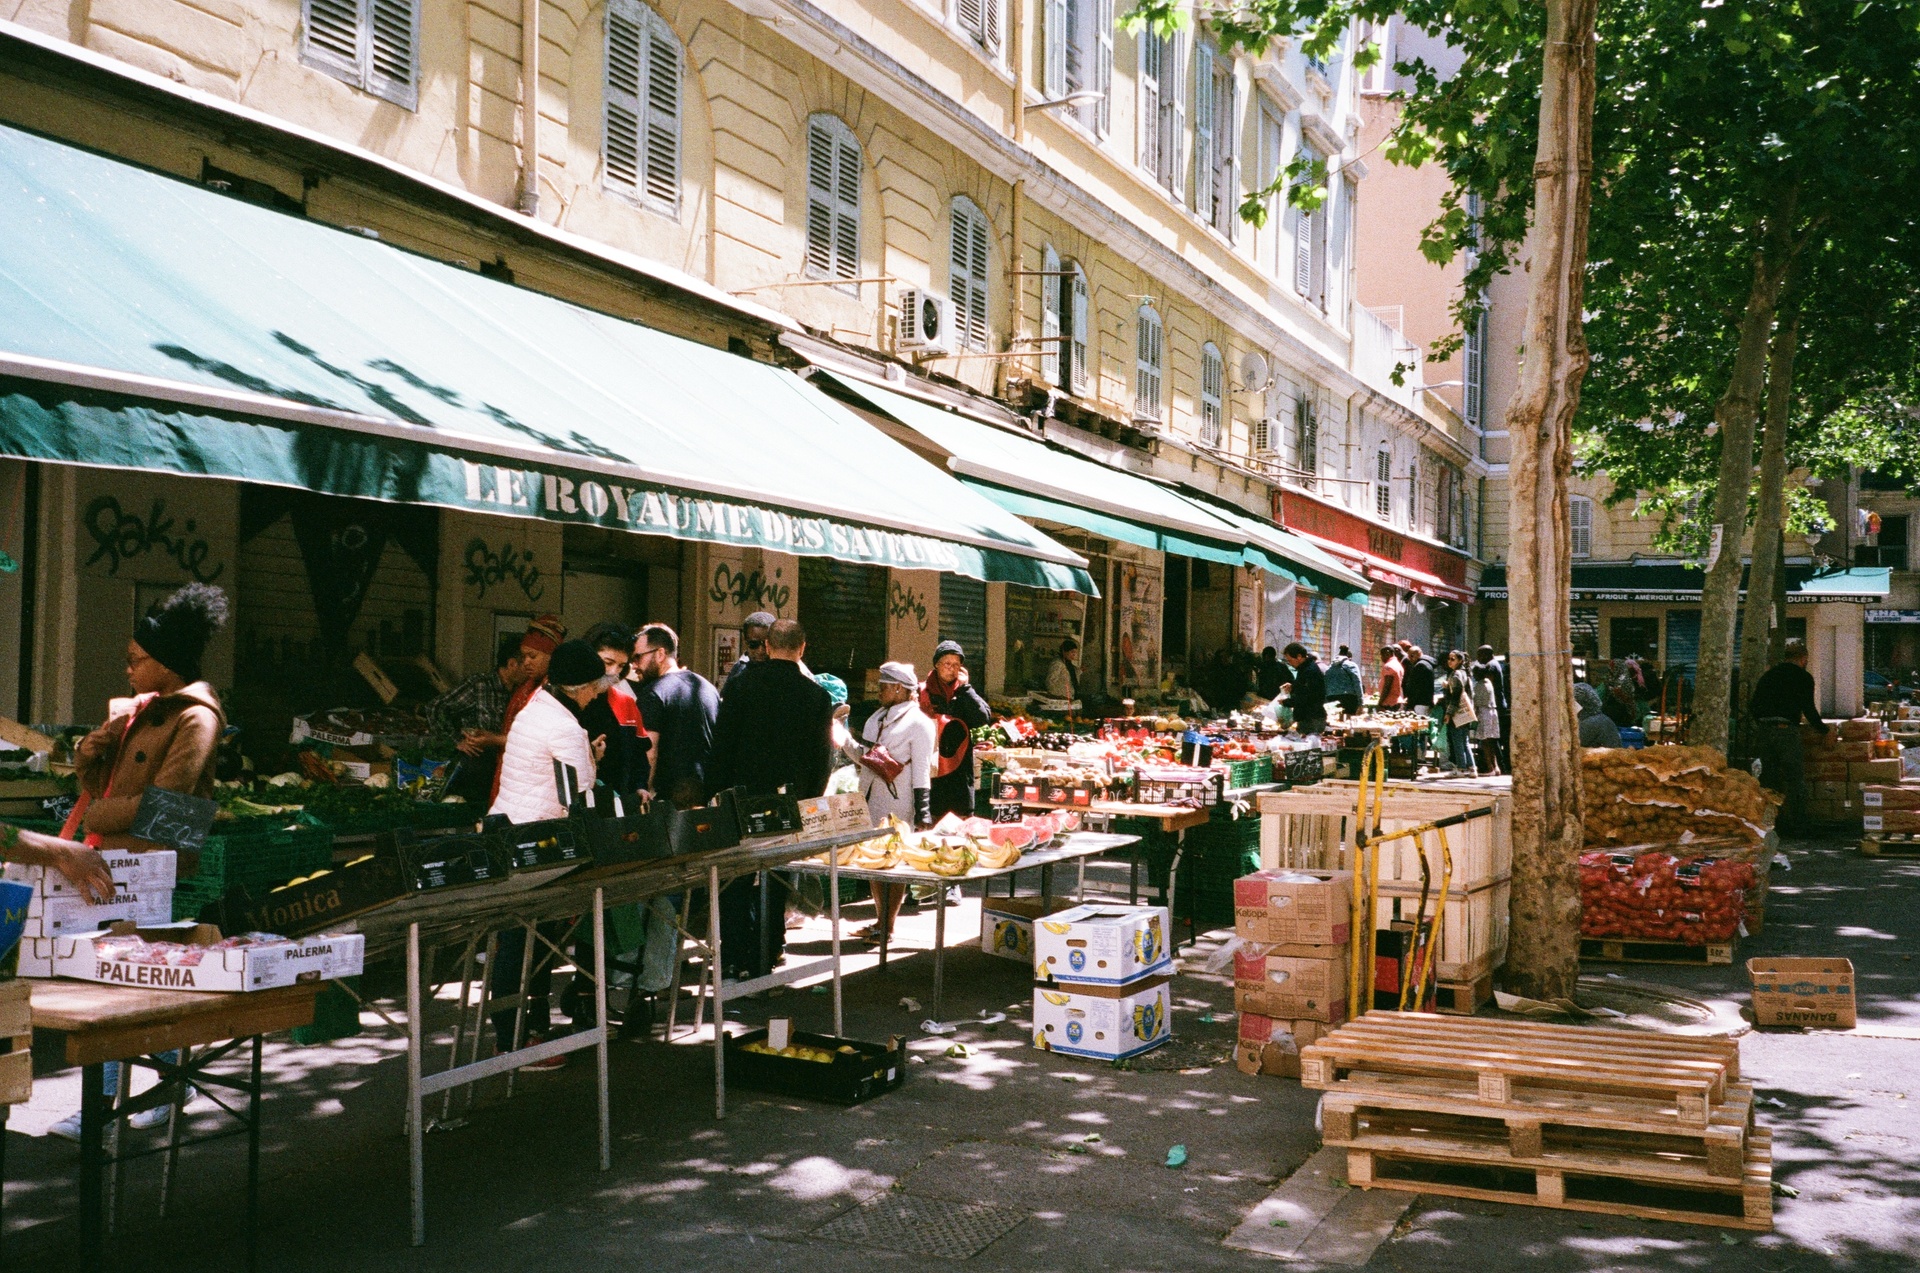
top-left (195, 812), bottom-right (334, 895)
top-left (408, 801), bottom-right (483, 834)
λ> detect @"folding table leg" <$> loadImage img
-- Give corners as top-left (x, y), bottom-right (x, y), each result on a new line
top-left (407, 922), bottom-right (426, 1247)
top-left (79, 1062), bottom-right (106, 1269)
top-left (159, 1045), bottom-right (190, 1217)
top-left (440, 937), bottom-right (478, 1124)
top-left (709, 864), bottom-right (726, 1120)
top-left (246, 1036), bottom-right (262, 1273)
top-left (593, 888), bottom-right (611, 1172)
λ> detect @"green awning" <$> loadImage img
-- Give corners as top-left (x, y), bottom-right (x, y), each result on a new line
top-left (0, 123), bottom-right (1092, 593)
top-left (819, 373), bottom-right (1253, 568)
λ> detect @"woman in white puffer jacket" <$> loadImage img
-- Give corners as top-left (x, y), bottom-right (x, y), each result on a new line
top-left (490, 639), bottom-right (607, 822)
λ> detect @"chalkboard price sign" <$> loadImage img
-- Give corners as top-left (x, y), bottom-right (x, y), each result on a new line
top-left (130, 786), bottom-right (220, 851)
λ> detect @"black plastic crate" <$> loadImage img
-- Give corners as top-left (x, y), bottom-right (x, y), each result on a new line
top-left (723, 1028), bottom-right (907, 1105)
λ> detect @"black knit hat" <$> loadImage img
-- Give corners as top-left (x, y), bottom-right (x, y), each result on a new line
top-left (135, 583), bottom-right (230, 682)
top-left (934, 639), bottom-right (965, 662)
top-left (548, 639), bottom-right (607, 689)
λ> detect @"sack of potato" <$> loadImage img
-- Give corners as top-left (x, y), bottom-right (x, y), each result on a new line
top-left (1580, 747), bottom-right (1780, 848)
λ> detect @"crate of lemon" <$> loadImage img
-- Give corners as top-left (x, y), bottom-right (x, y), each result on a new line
top-left (726, 1023), bottom-right (908, 1105)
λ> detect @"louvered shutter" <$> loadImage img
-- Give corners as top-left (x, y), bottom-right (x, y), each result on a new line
top-left (983, 0), bottom-right (1003, 58)
top-left (833, 131), bottom-right (862, 280)
top-left (1293, 144), bottom-right (1317, 295)
top-left (1296, 397), bottom-right (1317, 486)
top-left (958, 0), bottom-right (984, 45)
top-left (1138, 35), bottom-right (1160, 177)
top-left (1192, 44), bottom-right (1214, 219)
top-left (939, 575), bottom-right (989, 677)
top-left (642, 16), bottom-right (682, 212)
top-left (1135, 309), bottom-right (1162, 419)
top-left (303, 0), bottom-right (360, 79)
top-left (1041, 247), bottom-right (1063, 386)
top-left (1093, 0), bottom-right (1113, 136)
top-left (1252, 414), bottom-right (1272, 454)
top-left (367, 0), bottom-right (418, 109)
top-left (1062, 0), bottom-right (1083, 94)
top-left (1166, 33), bottom-right (1186, 200)
top-left (604, 0), bottom-right (644, 195)
top-left (1200, 344), bottom-right (1223, 446)
top-left (806, 121), bottom-right (836, 278)
top-left (1045, 0), bottom-right (1068, 97)
top-left (1069, 268), bottom-right (1090, 393)
top-left (950, 201), bottom-right (990, 350)
top-left (1309, 200), bottom-right (1329, 308)
top-left (1219, 74), bottom-right (1240, 240)
top-left (807, 119), bottom-right (861, 283)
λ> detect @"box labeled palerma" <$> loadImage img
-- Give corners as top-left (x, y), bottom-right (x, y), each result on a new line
top-left (1234, 870), bottom-right (1352, 945)
top-left (5, 849), bottom-right (176, 898)
top-left (54, 922), bottom-right (365, 992)
top-left (1033, 904), bottom-right (1170, 986)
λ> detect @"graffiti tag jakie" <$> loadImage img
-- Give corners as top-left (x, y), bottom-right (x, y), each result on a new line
top-left (83, 497), bottom-right (224, 582)
top-left (464, 538), bottom-right (545, 602)
top-left (888, 581), bottom-right (929, 632)
top-left (709, 564), bottom-right (790, 613)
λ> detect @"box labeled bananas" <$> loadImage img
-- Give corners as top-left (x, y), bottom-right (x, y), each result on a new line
top-left (979, 897), bottom-right (1073, 963)
top-left (1032, 976), bottom-right (1172, 1060)
top-left (1033, 904), bottom-right (1171, 987)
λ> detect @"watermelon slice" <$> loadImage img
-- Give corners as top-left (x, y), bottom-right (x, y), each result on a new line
top-left (989, 824), bottom-right (1036, 849)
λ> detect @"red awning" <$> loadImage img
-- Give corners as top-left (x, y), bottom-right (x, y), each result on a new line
top-left (1293, 530), bottom-right (1477, 604)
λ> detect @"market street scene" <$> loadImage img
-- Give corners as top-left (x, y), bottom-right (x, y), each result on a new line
top-left (0, 0), bottom-right (1917, 1269)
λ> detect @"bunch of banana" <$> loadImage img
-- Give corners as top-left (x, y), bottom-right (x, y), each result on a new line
top-left (898, 838), bottom-right (976, 877)
top-left (972, 836), bottom-right (1022, 870)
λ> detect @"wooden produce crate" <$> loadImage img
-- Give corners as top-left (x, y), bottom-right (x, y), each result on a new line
top-left (1376, 879), bottom-right (1511, 983)
top-left (1257, 781), bottom-right (1511, 892)
top-left (0, 979), bottom-right (30, 1106)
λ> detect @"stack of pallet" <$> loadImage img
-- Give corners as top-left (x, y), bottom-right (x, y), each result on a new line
top-left (1301, 1012), bottom-right (1771, 1231)
top-left (1257, 781), bottom-right (1510, 1015)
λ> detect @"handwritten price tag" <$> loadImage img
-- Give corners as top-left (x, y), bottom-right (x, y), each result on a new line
top-left (129, 787), bottom-right (219, 851)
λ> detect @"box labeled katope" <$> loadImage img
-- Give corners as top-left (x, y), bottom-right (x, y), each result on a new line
top-left (1232, 949), bottom-right (1348, 1022)
top-left (1233, 870), bottom-right (1353, 946)
top-left (54, 922), bottom-right (366, 992)
top-left (1031, 976), bottom-right (1171, 1061)
top-left (1033, 904), bottom-right (1170, 986)
top-left (1234, 1013), bottom-right (1334, 1077)
top-left (5, 849), bottom-right (176, 898)
top-left (1748, 956), bottom-right (1855, 1029)
top-left (979, 897), bottom-right (1074, 964)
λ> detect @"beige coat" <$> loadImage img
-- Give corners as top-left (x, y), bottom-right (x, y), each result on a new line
top-left (73, 682), bottom-right (225, 856)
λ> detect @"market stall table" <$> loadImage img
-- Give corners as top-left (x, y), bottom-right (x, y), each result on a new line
top-left (1004, 802), bottom-right (1219, 950)
top-left (25, 979), bottom-right (320, 1272)
top-left (788, 830), bottom-right (1138, 1020)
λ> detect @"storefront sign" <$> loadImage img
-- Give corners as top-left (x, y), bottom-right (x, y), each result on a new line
top-left (1868, 609), bottom-right (1920, 624)
top-left (1272, 490), bottom-right (1469, 592)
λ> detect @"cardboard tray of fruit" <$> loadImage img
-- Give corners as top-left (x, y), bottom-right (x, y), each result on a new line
top-left (724, 1025), bottom-right (907, 1105)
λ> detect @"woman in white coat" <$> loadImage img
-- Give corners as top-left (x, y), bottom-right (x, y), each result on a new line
top-left (852, 661), bottom-right (936, 943)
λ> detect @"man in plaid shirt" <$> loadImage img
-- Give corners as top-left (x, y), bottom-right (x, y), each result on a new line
top-left (427, 641), bottom-right (531, 799)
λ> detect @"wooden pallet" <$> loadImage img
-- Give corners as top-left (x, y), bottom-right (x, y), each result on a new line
top-left (1301, 1012), bottom-right (1738, 1126)
top-left (1859, 834), bottom-right (1920, 858)
top-left (1580, 938), bottom-right (1734, 966)
top-left (1432, 971), bottom-right (1495, 1016)
top-left (0, 980), bottom-right (30, 1106)
top-left (1341, 1127), bottom-right (1772, 1232)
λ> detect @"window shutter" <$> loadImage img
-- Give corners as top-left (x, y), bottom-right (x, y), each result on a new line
top-left (1292, 145), bottom-right (1316, 297)
top-left (1309, 200), bottom-right (1329, 309)
top-left (958, 0), bottom-right (985, 45)
top-left (1046, 0), bottom-right (1069, 97)
top-left (642, 17), bottom-right (682, 212)
top-left (806, 120), bottom-right (836, 278)
top-left (1093, 0), bottom-right (1113, 137)
top-left (1219, 75), bottom-right (1239, 240)
top-left (1200, 343), bottom-right (1223, 446)
top-left (1295, 396), bottom-right (1316, 487)
top-left (1571, 498), bottom-right (1593, 557)
top-left (1135, 307), bottom-right (1162, 419)
top-left (1166, 33), bottom-right (1186, 200)
top-left (1069, 267), bottom-right (1090, 393)
top-left (1138, 35), bottom-right (1160, 177)
top-left (366, 0), bottom-right (418, 109)
top-left (1061, 0), bottom-right (1082, 94)
top-left (950, 200), bottom-right (990, 350)
top-left (1192, 44), bottom-right (1214, 218)
top-left (983, 0), bottom-right (1003, 58)
top-left (303, 0), bottom-right (361, 79)
top-left (833, 132), bottom-right (861, 281)
top-left (1041, 246), bottom-right (1063, 387)
top-left (1375, 450), bottom-right (1391, 518)
top-left (604, 0), bottom-right (643, 194)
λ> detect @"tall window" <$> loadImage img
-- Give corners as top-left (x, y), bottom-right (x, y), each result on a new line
top-left (1139, 28), bottom-right (1185, 197)
top-left (1135, 305), bottom-right (1164, 420)
top-left (949, 197), bottom-right (991, 351)
top-left (1199, 343), bottom-right (1224, 447)
top-left (805, 116), bottom-right (862, 287)
top-left (1292, 144), bottom-right (1328, 308)
top-left (1356, 17), bottom-right (1392, 94)
top-left (1046, 0), bottom-right (1114, 136)
top-left (1258, 102), bottom-right (1285, 276)
top-left (1571, 495), bottom-right (1594, 558)
top-left (1193, 43), bottom-right (1239, 238)
top-left (1041, 246), bottom-right (1064, 387)
top-left (604, 0), bottom-right (682, 215)
top-left (1374, 448), bottom-right (1392, 519)
top-left (1408, 461), bottom-right (1421, 530)
top-left (1294, 394), bottom-right (1318, 488)
top-left (956, 0), bottom-right (1003, 59)
top-left (1462, 307), bottom-right (1488, 429)
top-left (302, 0), bottom-right (419, 109)
top-left (1063, 262), bottom-right (1090, 393)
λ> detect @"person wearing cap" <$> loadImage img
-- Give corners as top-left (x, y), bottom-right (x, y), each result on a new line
top-left (1044, 638), bottom-right (1080, 701)
top-left (489, 613), bottom-right (567, 805)
top-left (814, 673), bottom-right (860, 792)
top-left (849, 661), bottom-right (938, 942)
top-left (921, 640), bottom-right (992, 821)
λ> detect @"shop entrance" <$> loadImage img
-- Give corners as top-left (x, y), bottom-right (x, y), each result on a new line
top-left (798, 557), bottom-right (888, 687)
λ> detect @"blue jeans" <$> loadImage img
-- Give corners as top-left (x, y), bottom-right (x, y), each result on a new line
top-left (103, 1051), bottom-right (182, 1100)
top-left (1446, 722), bottom-right (1475, 771)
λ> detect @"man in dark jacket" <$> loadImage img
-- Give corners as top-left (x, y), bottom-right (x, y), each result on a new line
top-left (1402, 645), bottom-right (1438, 713)
top-left (1283, 642), bottom-right (1328, 736)
top-left (707, 617), bottom-right (833, 976)
top-left (921, 639), bottom-right (992, 820)
top-left (1474, 644), bottom-right (1511, 765)
top-left (1749, 638), bottom-right (1827, 834)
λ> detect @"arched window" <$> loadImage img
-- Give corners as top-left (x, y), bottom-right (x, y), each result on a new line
top-left (1134, 304), bottom-right (1164, 420)
top-left (604, 0), bottom-right (682, 215)
top-left (1571, 495), bottom-right (1594, 558)
top-left (1199, 343), bottom-right (1224, 447)
top-left (1375, 447), bottom-right (1392, 519)
top-left (1041, 246), bottom-right (1063, 387)
top-left (949, 197), bottom-right (991, 351)
top-left (805, 115), bottom-right (862, 286)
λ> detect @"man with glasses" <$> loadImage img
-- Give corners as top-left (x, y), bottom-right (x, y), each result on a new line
top-left (722, 610), bottom-right (810, 698)
top-left (582, 622), bottom-right (647, 793)
top-left (632, 623), bottom-right (721, 809)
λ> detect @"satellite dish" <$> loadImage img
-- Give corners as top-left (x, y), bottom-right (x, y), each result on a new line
top-left (1237, 351), bottom-right (1271, 394)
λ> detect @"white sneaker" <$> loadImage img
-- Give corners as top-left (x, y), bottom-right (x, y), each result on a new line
top-left (48, 1111), bottom-right (84, 1142)
top-left (129, 1103), bottom-right (174, 1130)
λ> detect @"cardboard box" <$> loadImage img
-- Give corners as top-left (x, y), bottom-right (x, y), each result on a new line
top-left (1805, 761), bottom-right (1853, 784)
top-left (53, 922), bottom-right (366, 992)
top-left (5, 849), bottom-right (176, 898)
top-left (225, 852), bottom-right (408, 936)
top-left (1235, 1013), bottom-right (1334, 1077)
top-left (15, 937), bottom-right (56, 978)
top-left (1232, 949), bottom-right (1348, 1022)
top-left (23, 888), bottom-right (174, 938)
top-left (1838, 719), bottom-right (1884, 742)
top-left (1032, 977), bottom-right (1171, 1060)
top-left (1748, 956), bottom-right (1855, 1029)
top-left (1233, 870), bottom-right (1353, 945)
top-left (1375, 878), bottom-right (1512, 981)
top-left (1863, 810), bottom-right (1920, 834)
top-left (1850, 759), bottom-right (1903, 785)
top-left (1861, 784), bottom-right (1920, 810)
top-left (1033, 904), bottom-right (1171, 986)
top-left (796, 792), bottom-right (872, 840)
top-left (979, 897), bottom-right (1074, 963)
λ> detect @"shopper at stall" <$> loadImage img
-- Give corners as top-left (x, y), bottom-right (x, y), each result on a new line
top-left (709, 617), bottom-right (834, 977)
top-left (1575, 682), bottom-right (1624, 749)
top-left (1256, 646), bottom-right (1291, 700)
top-left (1439, 650), bottom-right (1479, 772)
top-left (1378, 646), bottom-right (1405, 708)
top-left (1750, 638), bottom-right (1827, 834)
top-left (1282, 643), bottom-right (1328, 737)
top-left (921, 640), bottom-right (992, 821)
top-left (721, 610), bottom-right (777, 693)
top-left (1402, 645), bottom-right (1438, 715)
top-left (488, 613), bottom-right (567, 804)
top-left (582, 621), bottom-right (647, 794)
top-left (816, 674), bottom-right (860, 794)
top-left (849, 661), bottom-right (938, 944)
top-left (426, 639), bottom-right (530, 802)
top-left (487, 638), bottom-right (607, 1063)
top-left (1324, 646), bottom-right (1364, 717)
top-left (1471, 664), bottom-right (1503, 775)
top-left (632, 623), bottom-right (720, 808)
top-left (1045, 638), bottom-right (1081, 701)
top-left (1474, 644), bottom-right (1511, 766)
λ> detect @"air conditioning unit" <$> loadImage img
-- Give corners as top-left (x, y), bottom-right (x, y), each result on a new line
top-left (1252, 416), bottom-right (1275, 454)
top-left (896, 288), bottom-right (955, 355)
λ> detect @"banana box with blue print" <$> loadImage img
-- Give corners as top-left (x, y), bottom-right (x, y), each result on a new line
top-left (1031, 975), bottom-right (1173, 1061)
top-left (1033, 904), bottom-right (1172, 988)
top-left (979, 897), bottom-right (1074, 964)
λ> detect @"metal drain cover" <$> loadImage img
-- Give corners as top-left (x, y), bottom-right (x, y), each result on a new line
top-left (810, 1193), bottom-right (1028, 1259)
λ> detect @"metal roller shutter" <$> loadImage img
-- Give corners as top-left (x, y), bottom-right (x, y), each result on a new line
top-left (798, 558), bottom-right (888, 685)
top-left (939, 574), bottom-right (989, 676)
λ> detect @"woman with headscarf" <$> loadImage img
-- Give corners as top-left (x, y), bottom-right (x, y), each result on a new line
top-left (851, 662), bottom-right (937, 943)
top-left (920, 640), bottom-right (991, 821)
